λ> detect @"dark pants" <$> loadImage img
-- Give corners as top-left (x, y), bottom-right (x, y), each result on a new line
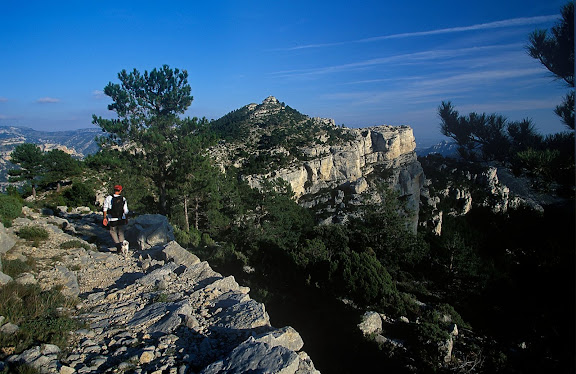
top-left (109, 220), bottom-right (126, 249)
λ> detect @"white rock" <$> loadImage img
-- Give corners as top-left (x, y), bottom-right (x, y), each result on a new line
top-left (358, 311), bottom-right (382, 336)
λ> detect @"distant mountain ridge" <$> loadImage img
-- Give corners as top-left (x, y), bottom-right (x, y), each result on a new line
top-left (0, 126), bottom-right (101, 156)
top-left (0, 126), bottom-right (101, 185)
top-left (415, 139), bottom-right (458, 157)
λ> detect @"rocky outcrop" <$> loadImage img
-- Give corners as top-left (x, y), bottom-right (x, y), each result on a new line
top-left (419, 157), bottom-right (551, 235)
top-left (211, 97), bottom-right (424, 230)
top-left (0, 209), bottom-right (319, 374)
top-left (245, 125), bottom-right (420, 197)
top-left (253, 125), bottom-right (424, 229)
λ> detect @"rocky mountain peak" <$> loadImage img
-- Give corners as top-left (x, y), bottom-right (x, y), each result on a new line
top-left (244, 96), bottom-right (286, 120)
top-left (262, 95), bottom-right (279, 105)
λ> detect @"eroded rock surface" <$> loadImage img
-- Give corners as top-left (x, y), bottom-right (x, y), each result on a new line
top-left (0, 210), bottom-right (320, 374)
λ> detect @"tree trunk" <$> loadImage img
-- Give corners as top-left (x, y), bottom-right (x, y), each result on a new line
top-left (194, 196), bottom-right (200, 230)
top-left (184, 196), bottom-right (190, 232)
top-left (159, 181), bottom-right (167, 215)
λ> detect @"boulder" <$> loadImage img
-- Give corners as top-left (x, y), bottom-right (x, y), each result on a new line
top-left (55, 266), bottom-right (80, 297)
top-left (254, 326), bottom-right (304, 351)
top-left (0, 222), bottom-right (16, 256)
top-left (358, 311), bottom-right (383, 336)
top-left (125, 214), bottom-right (175, 250)
top-left (0, 322), bottom-right (19, 335)
top-left (0, 271), bottom-right (13, 285)
top-left (161, 241), bottom-right (200, 268)
top-left (200, 337), bottom-right (300, 374)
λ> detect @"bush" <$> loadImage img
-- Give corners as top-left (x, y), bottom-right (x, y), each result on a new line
top-left (413, 322), bottom-right (451, 367)
top-left (174, 227), bottom-right (201, 248)
top-left (0, 194), bottom-right (23, 226)
top-left (192, 242), bottom-right (248, 275)
top-left (429, 303), bottom-right (471, 329)
top-left (62, 182), bottom-right (95, 208)
top-left (0, 283), bottom-right (81, 354)
top-left (201, 232), bottom-right (216, 246)
top-left (17, 226), bottom-right (50, 245)
top-left (334, 250), bottom-right (399, 308)
top-left (1, 259), bottom-right (32, 278)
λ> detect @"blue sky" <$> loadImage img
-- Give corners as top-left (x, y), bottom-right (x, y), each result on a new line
top-left (0, 1), bottom-right (570, 146)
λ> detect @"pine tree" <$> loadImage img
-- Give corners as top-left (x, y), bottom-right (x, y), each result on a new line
top-left (92, 65), bottom-right (211, 214)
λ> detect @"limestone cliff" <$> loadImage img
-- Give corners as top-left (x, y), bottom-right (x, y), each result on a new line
top-left (210, 96), bottom-right (424, 230)
top-left (419, 155), bottom-right (553, 235)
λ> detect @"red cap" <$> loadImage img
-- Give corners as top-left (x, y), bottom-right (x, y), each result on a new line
top-left (114, 185), bottom-right (123, 192)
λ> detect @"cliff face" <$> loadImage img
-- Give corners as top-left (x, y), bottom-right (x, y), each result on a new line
top-left (211, 97), bottom-right (424, 230)
top-left (419, 155), bottom-right (553, 235)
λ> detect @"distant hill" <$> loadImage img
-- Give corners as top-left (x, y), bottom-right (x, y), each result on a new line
top-left (0, 126), bottom-right (100, 185)
top-left (0, 126), bottom-right (100, 156)
top-left (416, 139), bottom-right (458, 157)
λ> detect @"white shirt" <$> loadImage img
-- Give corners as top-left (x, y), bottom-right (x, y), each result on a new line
top-left (103, 194), bottom-right (129, 221)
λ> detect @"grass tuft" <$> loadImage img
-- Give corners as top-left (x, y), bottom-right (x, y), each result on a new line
top-left (0, 283), bottom-right (82, 354)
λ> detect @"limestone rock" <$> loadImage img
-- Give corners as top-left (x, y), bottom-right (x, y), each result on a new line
top-left (358, 311), bottom-right (383, 336)
top-left (0, 271), bottom-right (13, 285)
top-left (254, 326), bottom-right (304, 351)
top-left (55, 266), bottom-right (80, 297)
top-left (15, 272), bottom-right (36, 285)
top-left (161, 240), bottom-right (200, 267)
top-left (125, 214), bottom-right (175, 250)
top-left (0, 222), bottom-right (15, 256)
top-left (200, 337), bottom-right (300, 374)
top-left (2, 210), bottom-right (319, 374)
top-left (0, 322), bottom-right (19, 335)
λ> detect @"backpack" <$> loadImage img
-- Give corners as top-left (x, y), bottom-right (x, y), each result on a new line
top-left (109, 196), bottom-right (125, 219)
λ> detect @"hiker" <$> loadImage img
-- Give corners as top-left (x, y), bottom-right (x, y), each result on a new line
top-left (103, 184), bottom-right (129, 252)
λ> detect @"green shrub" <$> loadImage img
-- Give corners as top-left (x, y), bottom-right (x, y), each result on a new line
top-left (413, 322), bottom-right (451, 367)
top-left (201, 232), bottom-right (216, 246)
top-left (62, 182), bottom-right (95, 208)
top-left (429, 303), bottom-right (471, 329)
top-left (0, 283), bottom-right (81, 354)
top-left (192, 242), bottom-right (247, 274)
top-left (174, 227), bottom-right (201, 248)
top-left (17, 226), bottom-right (50, 243)
top-left (1, 259), bottom-right (32, 278)
top-left (0, 363), bottom-right (41, 374)
top-left (0, 194), bottom-right (23, 226)
top-left (334, 250), bottom-right (399, 308)
top-left (60, 240), bottom-right (92, 251)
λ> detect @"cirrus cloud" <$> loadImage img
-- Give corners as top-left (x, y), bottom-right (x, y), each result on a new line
top-left (36, 97), bottom-right (61, 103)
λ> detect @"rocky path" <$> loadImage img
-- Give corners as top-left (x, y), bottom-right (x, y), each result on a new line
top-left (0, 208), bottom-right (319, 374)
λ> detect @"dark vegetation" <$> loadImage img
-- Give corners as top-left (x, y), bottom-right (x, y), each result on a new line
top-left (1, 4), bottom-right (573, 372)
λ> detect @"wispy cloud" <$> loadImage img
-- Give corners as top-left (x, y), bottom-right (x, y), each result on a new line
top-left (459, 98), bottom-right (561, 114)
top-left (92, 90), bottom-right (106, 99)
top-left (270, 44), bottom-right (524, 78)
top-left (415, 68), bottom-right (545, 89)
top-left (279, 15), bottom-right (557, 51)
top-left (36, 97), bottom-right (60, 104)
top-left (0, 97), bottom-right (8, 102)
top-left (319, 66), bottom-right (555, 109)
